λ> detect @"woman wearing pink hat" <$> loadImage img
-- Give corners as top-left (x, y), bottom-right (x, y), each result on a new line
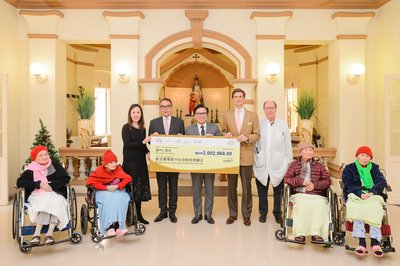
top-left (342, 146), bottom-right (387, 257)
top-left (16, 145), bottom-right (71, 245)
top-left (284, 142), bottom-right (331, 244)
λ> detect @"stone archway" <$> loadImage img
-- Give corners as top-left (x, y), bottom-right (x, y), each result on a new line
top-left (144, 30), bottom-right (253, 80)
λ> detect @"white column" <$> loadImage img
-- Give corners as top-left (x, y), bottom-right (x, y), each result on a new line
top-left (20, 10), bottom-right (66, 148)
top-left (329, 12), bottom-right (374, 164)
top-left (251, 12), bottom-right (292, 120)
top-left (104, 11), bottom-right (144, 159)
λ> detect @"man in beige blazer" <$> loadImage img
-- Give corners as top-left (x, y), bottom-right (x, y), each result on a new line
top-left (221, 88), bottom-right (260, 226)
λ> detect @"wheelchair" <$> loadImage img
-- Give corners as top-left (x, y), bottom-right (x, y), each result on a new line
top-left (80, 183), bottom-right (146, 243)
top-left (335, 165), bottom-right (396, 253)
top-left (12, 184), bottom-right (82, 254)
top-left (275, 184), bottom-right (341, 247)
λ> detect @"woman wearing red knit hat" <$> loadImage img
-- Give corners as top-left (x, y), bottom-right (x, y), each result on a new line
top-left (16, 145), bottom-right (71, 245)
top-left (86, 150), bottom-right (132, 237)
top-left (342, 146), bottom-right (387, 257)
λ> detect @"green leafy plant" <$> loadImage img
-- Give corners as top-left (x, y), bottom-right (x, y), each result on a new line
top-left (76, 93), bottom-right (95, 119)
top-left (295, 91), bottom-right (317, 120)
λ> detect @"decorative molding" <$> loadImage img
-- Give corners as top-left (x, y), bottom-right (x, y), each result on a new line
top-left (69, 44), bottom-right (98, 53)
top-left (138, 78), bottom-right (164, 84)
top-left (331, 11), bottom-right (375, 19)
top-left (185, 9), bottom-right (209, 20)
top-left (299, 56), bottom-right (328, 67)
top-left (109, 34), bottom-right (140, 39)
top-left (8, 1), bottom-right (392, 9)
top-left (244, 99), bottom-right (255, 105)
top-left (232, 79), bottom-right (258, 84)
top-left (250, 11), bottom-right (293, 19)
top-left (66, 57), bottom-right (95, 67)
top-left (203, 30), bottom-right (252, 79)
top-left (144, 30), bottom-right (252, 80)
top-left (142, 100), bottom-right (160, 105)
top-left (336, 34), bottom-right (367, 39)
top-left (27, 34), bottom-right (58, 39)
top-left (256, 35), bottom-right (286, 40)
top-left (103, 11), bottom-right (145, 19)
top-left (19, 9), bottom-right (64, 18)
top-left (185, 9), bottom-right (209, 49)
top-left (293, 45), bottom-right (321, 53)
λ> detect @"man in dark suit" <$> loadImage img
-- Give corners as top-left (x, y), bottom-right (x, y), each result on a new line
top-left (149, 98), bottom-right (185, 223)
top-left (186, 104), bottom-right (221, 224)
top-left (221, 88), bottom-right (260, 226)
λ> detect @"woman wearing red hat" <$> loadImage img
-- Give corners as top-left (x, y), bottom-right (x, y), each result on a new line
top-left (342, 146), bottom-right (387, 257)
top-left (16, 145), bottom-right (71, 245)
top-left (87, 150), bottom-right (132, 237)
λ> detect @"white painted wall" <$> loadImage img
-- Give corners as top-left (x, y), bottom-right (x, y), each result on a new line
top-left (0, 1), bottom-right (22, 201)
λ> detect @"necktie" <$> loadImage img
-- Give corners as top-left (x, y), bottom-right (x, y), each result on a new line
top-left (164, 118), bottom-right (170, 135)
top-left (236, 110), bottom-right (242, 133)
top-left (200, 125), bottom-right (205, 136)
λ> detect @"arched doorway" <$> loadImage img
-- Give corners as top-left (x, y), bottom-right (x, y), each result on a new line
top-left (159, 47), bottom-right (235, 127)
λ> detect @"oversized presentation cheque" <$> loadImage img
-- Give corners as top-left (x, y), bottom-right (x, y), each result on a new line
top-left (149, 136), bottom-right (240, 174)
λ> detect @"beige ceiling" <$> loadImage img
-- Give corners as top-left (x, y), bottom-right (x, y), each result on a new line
top-left (4, 0), bottom-right (391, 9)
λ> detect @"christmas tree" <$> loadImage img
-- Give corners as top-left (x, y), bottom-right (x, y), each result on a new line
top-left (26, 119), bottom-right (61, 163)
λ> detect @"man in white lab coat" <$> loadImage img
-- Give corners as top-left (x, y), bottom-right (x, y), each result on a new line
top-left (253, 100), bottom-right (292, 223)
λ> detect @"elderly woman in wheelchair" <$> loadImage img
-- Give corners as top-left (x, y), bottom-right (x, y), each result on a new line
top-left (16, 146), bottom-right (71, 246)
top-left (283, 142), bottom-right (331, 244)
top-left (86, 150), bottom-right (132, 238)
top-left (342, 146), bottom-right (387, 257)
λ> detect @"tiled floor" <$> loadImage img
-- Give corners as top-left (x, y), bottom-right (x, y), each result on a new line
top-left (2, 185), bottom-right (399, 266)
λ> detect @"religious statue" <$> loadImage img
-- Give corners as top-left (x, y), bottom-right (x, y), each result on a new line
top-left (188, 92), bottom-right (196, 116)
top-left (187, 75), bottom-right (204, 116)
top-left (192, 75), bottom-right (204, 106)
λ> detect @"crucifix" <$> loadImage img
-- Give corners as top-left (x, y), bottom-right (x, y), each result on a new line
top-left (193, 54), bottom-right (200, 61)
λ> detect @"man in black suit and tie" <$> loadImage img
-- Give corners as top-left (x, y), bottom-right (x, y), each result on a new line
top-left (185, 104), bottom-right (221, 224)
top-left (149, 98), bottom-right (185, 223)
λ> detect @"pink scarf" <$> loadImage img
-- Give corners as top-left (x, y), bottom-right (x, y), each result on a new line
top-left (27, 160), bottom-right (52, 194)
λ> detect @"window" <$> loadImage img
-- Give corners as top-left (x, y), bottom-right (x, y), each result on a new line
top-left (286, 86), bottom-right (298, 133)
top-left (94, 87), bottom-right (111, 136)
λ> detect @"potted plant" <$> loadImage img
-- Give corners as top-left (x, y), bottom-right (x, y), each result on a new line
top-left (295, 91), bottom-right (317, 143)
top-left (76, 93), bottom-right (95, 148)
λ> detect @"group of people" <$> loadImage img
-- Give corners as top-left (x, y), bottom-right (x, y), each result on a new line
top-left (17, 87), bottom-right (388, 257)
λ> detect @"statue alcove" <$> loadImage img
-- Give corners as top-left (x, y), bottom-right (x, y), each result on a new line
top-left (163, 62), bottom-right (232, 128)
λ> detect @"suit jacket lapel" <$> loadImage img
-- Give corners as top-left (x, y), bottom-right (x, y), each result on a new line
top-left (230, 110), bottom-right (239, 135)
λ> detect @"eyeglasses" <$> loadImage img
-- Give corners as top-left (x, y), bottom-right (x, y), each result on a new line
top-left (195, 112), bottom-right (208, 116)
top-left (159, 105), bottom-right (172, 109)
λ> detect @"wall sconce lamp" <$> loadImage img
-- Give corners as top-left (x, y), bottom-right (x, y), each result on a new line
top-left (30, 63), bottom-right (48, 83)
top-left (265, 63), bottom-right (280, 82)
top-left (115, 63), bottom-right (130, 83)
top-left (347, 63), bottom-right (365, 83)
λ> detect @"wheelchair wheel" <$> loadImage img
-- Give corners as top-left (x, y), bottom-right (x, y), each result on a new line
top-left (280, 185), bottom-right (290, 228)
top-left (126, 203), bottom-right (134, 227)
top-left (69, 187), bottom-right (78, 231)
top-left (80, 204), bottom-right (88, 235)
top-left (333, 232), bottom-right (344, 245)
top-left (331, 193), bottom-right (341, 234)
top-left (19, 241), bottom-right (32, 254)
top-left (136, 223), bottom-right (146, 235)
top-left (70, 232), bottom-right (83, 244)
top-left (91, 231), bottom-right (103, 243)
top-left (12, 193), bottom-right (19, 240)
top-left (275, 229), bottom-right (285, 241)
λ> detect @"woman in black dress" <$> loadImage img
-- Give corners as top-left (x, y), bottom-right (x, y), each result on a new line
top-left (122, 104), bottom-right (151, 224)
